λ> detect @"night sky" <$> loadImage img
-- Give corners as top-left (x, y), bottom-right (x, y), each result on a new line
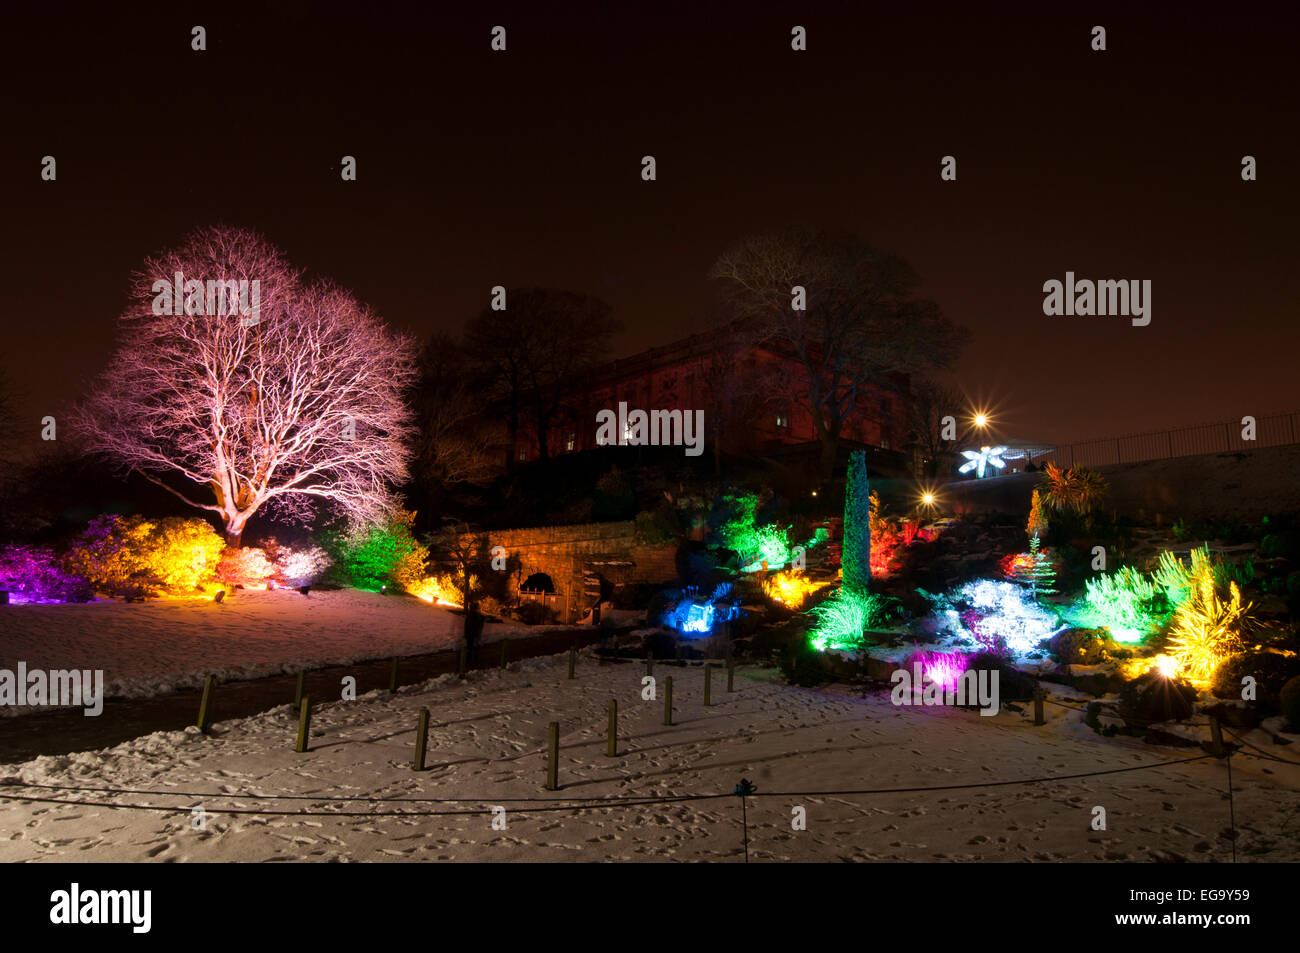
top-left (2, 1), bottom-right (1296, 450)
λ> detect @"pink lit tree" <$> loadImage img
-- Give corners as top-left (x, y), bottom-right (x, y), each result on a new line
top-left (72, 227), bottom-right (417, 546)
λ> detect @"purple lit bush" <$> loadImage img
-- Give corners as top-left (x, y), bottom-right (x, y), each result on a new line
top-left (901, 649), bottom-right (971, 692)
top-left (0, 544), bottom-right (93, 603)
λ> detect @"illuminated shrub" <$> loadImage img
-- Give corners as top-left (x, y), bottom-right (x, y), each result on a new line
top-left (271, 543), bottom-right (332, 587)
top-left (408, 573), bottom-right (470, 607)
top-left (901, 649), bottom-right (971, 691)
top-left (1040, 463), bottom-right (1107, 516)
top-left (1166, 568), bottom-right (1251, 684)
top-left (325, 510), bottom-right (430, 592)
top-left (660, 582), bottom-right (739, 636)
top-left (762, 570), bottom-right (825, 608)
top-left (217, 546), bottom-right (277, 588)
top-left (1073, 566), bottom-right (1170, 642)
top-left (1152, 545), bottom-right (1217, 609)
top-left (0, 545), bottom-right (92, 603)
top-left (924, 579), bottom-right (1063, 658)
top-left (712, 492), bottom-right (794, 571)
top-left (65, 514), bottom-right (224, 596)
top-left (808, 588), bottom-right (895, 652)
top-left (842, 452), bottom-right (871, 594)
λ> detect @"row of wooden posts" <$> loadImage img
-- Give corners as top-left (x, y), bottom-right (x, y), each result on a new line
top-left (193, 641), bottom-right (740, 784)
top-left (544, 648), bottom-right (739, 790)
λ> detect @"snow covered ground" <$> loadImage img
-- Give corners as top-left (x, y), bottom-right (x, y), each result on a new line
top-left (2, 650), bottom-right (1298, 862)
top-left (0, 589), bottom-right (564, 710)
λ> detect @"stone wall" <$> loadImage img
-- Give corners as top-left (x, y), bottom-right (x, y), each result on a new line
top-left (462, 521), bottom-right (678, 623)
top-left (939, 444), bottom-right (1300, 522)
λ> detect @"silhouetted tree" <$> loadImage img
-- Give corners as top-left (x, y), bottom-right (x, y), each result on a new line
top-left (465, 288), bottom-right (619, 464)
top-left (711, 228), bottom-right (970, 478)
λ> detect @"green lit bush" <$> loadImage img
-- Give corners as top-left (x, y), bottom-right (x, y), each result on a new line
top-left (324, 510), bottom-right (429, 592)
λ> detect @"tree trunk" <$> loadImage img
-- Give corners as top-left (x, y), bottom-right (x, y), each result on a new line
top-left (536, 410), bottom-right (550, 461)
top-left (819, 433), bottom-right (839, 481)
top-left (225, 528), bottom-right (243, 548)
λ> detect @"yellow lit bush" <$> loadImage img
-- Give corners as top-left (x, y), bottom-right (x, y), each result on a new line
top-left (408, 573), bottom-right (471, 607)
top-left (1166, 561), bottom-right (1251, 683)
top-left (66, 514), bottom-right (225, 596)
top-left (762, 570), bottom-right (824, 608)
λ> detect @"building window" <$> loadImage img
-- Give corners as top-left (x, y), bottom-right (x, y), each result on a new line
top-left (518, 448), bottom-right (527, 461)
top-left (565, 432), bottom-right (576, 452)
top-left (775, 412), bottom-right (789, 428)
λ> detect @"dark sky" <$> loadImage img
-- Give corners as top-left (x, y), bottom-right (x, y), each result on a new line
top-left (2, 1), bottom-right (1296, 450)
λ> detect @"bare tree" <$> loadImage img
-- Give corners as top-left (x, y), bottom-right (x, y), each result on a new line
top-left (904, 378), bottom-right (965, 478)
top-left (413, 332), bottom-right (504, 489)
top-left (72, 226), bottom-right (417, 546)
top-left (466, 288), bottom-right (620, 463)
top-left (710, 228), bottom-right (970, 478)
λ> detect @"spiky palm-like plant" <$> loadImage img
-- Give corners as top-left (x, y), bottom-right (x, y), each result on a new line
top-left (1166, 565), bottom-right (1251, 683)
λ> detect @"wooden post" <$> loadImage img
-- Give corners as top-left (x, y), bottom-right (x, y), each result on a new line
top-left (1033, 687), bottom-right (1045, 726)
top-left (545, 722), bottom-right (559, 790)
top-left (704, 664), bottom-right (713, 707)
top-left (606, 699), bottom-right (617, 757)
top-left (413, 707), bottom-right (430, 771)
top-left (568, 646), bottom-right (577, 680)
top-left (458, 643), bottom-right (468, 678)
top-left (646, 651), bottom-right (653, 677)
top-left (295, 696), bottom-right (312, 753)
top-left (1209, 716), bottom-right (1225, 757)
top-left (294, 671), bottom-right (305, 709)
top-left (727, 656), bottom-right (736, 693)
top-left (500, 641), bottom-right (508, 669)
top-left (389, 656), bottom-right (399, 694)
top-left (196, 675), bottom-right (215, 733)
top-left (663, 675), bottom-right (673, 726)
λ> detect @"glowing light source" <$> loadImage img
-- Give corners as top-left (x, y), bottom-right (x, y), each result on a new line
top-left (1153, 654), bottom-right (1179, 678)
top-left (958, 446), bottom-right (1008, 479)
top-left (921, 492), bottom-right (935, 506)
top-left (762, 570), bottom-right (825, 608)
top-left (409, 575), bottom-right (462, 607)
top-left (973, 413), bottom-right (989, 428)
top-left (663, 583), bottom-right (739, 637)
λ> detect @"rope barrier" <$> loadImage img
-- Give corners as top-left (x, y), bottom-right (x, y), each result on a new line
top-left (0, 754), bottom-right (1215, 815)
